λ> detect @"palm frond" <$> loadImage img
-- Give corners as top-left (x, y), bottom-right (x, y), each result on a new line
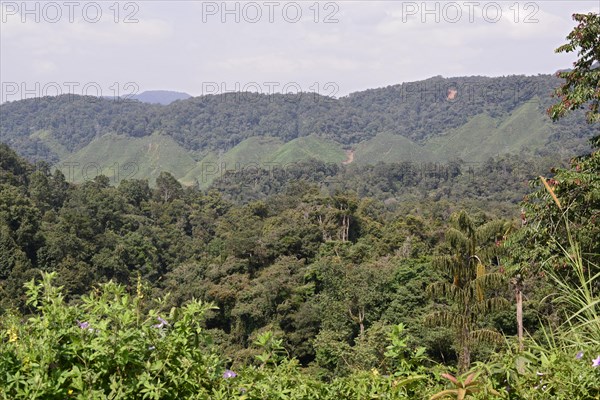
top-left (474, 297), bottom-right (511, 314)
top-left (424, 311), bottom-right (466, 330)
top-left (469, 328), bottom-right (504, 346)
top-left (476, 220), bottom-right (508, 243)
top-left (470, 272), bottom-right (506, 291)
top-left (433, 255), bottom-right (462, 275)
top-left (446, 227), bottom-right (469, 253)
top-left (427, 282), bottom-right (466, 302)
top-left (452, 210), bottom-right (475, 237)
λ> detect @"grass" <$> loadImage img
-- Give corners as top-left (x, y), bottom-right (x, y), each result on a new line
top-left (180, 137), bottom-right (283, 187)
top-left (539, 177), bottom-right (600, 347)
top-left (46, 98), bottom-right (558, 186)
top-left (545, 226), bottom-right (600, 347)
top-left (425, 99), bottom-right (553, 162)
top-left (265, 136), bottom-right (347, 164)
top-left (56, 133), bottom-right (197, 185)
top-left (353, 132), bottom-right (434, 164)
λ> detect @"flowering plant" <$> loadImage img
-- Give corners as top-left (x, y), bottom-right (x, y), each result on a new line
top-left (0, 272), bottom-right (223, 399)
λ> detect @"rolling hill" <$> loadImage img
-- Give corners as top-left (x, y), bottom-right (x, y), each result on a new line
top-left (1, 74), bottom-right (596, 186)
top-left (353, 133), bottom-right (434, 165)
top-left (425, 99), bottom-right (552, 162)
top-left (58, 133), bottom-right (196, 184)
top-left (131, 90), bottom-right (192, 105)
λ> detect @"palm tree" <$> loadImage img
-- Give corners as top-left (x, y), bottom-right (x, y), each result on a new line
top-left (426, 210), bottom-right (510, 373)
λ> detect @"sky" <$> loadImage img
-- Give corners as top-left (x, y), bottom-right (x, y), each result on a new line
top-left (1, 0), bottom-right (599, 102)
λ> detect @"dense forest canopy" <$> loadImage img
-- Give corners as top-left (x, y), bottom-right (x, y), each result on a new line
top-left (1, 74), bottom-right (596, 164)
top-left (0, 11), bottom-right (599, 400)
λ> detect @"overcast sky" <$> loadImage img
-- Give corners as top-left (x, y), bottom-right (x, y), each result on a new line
top-left (1, 1), bottom-right (599, 102)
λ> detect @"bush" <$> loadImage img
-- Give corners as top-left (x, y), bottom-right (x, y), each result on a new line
top-left (0, 273), bottom-right (223, 399)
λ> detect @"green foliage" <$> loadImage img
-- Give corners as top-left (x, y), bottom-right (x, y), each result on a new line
top-left (384, 323), bottom-right (428, 375)
top-left (519, 148), bottom-right (600, 275)
top-left (2, 74), bottom-right (597, 178)
top-left (430, 371), bottom-right (501, 400)
top-left (1, 15), bottom-right (599, 395)
top-left (482, 341), bottom-right (600, 400)
top-left (427, 211), bottom-right (510, 373)
top-left (549, 12), bottom-right (600, 124)
top-left (0, 274), bottom-right (441, 399)
top-left (253, 331), bottom-right (286, 367)
top-left (0, 272), bottom-right (223, 399)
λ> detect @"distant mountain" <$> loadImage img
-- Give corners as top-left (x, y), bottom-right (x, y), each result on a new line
top-left (131, 90), bottom-right (191, 105)
top-left (0, 74), bottom-right (596, 186)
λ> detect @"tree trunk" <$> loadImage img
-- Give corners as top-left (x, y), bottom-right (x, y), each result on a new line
top-left (349, 306), bottom-right (365, 337)
top-left (358, 307), bottom-right (365, 336)
top-left (458, 325), bottom-right (471, 374)
top-left (516, 285), bottom-right (524, 352)
top-left (511, 275), bottom-right (524, 352)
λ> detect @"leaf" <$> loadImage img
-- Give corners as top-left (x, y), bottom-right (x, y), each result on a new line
top-left (430, 389), bottom-right (458, 400)
top-left (469, 329), bottom-right (504, 346)
top-left (392, 375), bottom-right (427, 388)
top-left (441, 373), bottom-right (459, 386)
top-left (462, 372), bottom-right (477, 387)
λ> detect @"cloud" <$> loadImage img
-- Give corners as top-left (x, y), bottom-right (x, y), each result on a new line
top-left (1, 1), bottom-right (597, 97)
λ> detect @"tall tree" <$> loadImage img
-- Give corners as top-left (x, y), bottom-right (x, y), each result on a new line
top-left (426, 210), bottom-right (509, 373)
top-left (507, 12), bottom-right (600, 353)
top-left (548, 12), bottom-right (600, 125)
top-left (154, 172), bottom-right (183, 203)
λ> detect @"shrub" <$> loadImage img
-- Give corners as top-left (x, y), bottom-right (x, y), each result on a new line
top-left (0, 273), bottom-right (223, 399)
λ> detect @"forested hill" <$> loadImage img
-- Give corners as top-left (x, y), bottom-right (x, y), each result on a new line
top-left (131, 90), bottom-right (192, 105)
top-left (0, 74), bottom-right (595, 183)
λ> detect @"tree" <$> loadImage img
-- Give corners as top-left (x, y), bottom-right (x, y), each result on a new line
top-left (0, 144), bottom-right (31, 187)
top-left (118, 179), bottom-right (151, 207)
top-left (426, 211), bottom-right (510, 373)
top-left (548, 12), bottom-right (600, 125)
top-left (0, 185), bottom-right (41, 261)
top-left (154, 172), bottom-right (183, 203)
top-left (506, 12), bottom-right (600, 353)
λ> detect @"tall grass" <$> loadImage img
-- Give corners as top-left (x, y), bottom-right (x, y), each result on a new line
top-left (545, 239), bottom-right (600, 347)
top-left (540, 176), bottom-right (600, 347)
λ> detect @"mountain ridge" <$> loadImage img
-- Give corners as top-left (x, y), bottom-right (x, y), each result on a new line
top-left (1, 74), bottom-right (595, 185)
top-left (131, 90), bottom-right (192, 105)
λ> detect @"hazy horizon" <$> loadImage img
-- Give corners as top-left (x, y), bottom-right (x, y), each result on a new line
top-left (1, 1), bottom-right (599, 103)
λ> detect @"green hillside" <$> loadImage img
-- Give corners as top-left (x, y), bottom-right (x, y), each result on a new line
top-left (221, 136), bottom-right (284, 165)
top-left (425, 100), bottom-right (552, 161)
top-left (51, 100), bottom-right (556, 186)
top-left (5, 74), bottom-right (593, 166)
top-left (181, 136), bottom-right (284, 187)
top-left (2, 76), bottom-right (594, 187)
top-left (58, 133), bottom-right (196, 184)
top-left (353, 133), bottom-right (434, 164)
top-left (53, 100), bottom-right (556, 186)
top-left (185, 135), bottom-right (346, 188)
top-left (30, 130), bottom-right (70, 159)
top-left (265, 136), bottom-right (347, 164)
